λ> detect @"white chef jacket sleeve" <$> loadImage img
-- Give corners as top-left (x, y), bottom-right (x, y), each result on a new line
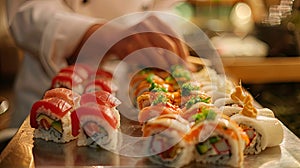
top-left (7, 0), bottom-right (105, 77)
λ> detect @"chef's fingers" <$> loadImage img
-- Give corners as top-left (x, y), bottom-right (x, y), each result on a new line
top-left (134, 32), bottom-right (174, 63)
top-left (107, 33), bottom-right (169, 69)
top-left (167, 35), bottom-right (195, 70)
top-left (140, 15), bottom-right (180, 40)
top-left (143, 31), bottom-right (191, 67)
top-left (133, 22), bottom-right (182, 66)
top-left (140, 14), bottom-right (188, 58)
top-left (130, 33), bottom-right (170, 68)
top-left (133, 15), bottom-right (189, 64)
top-left (172, 36), bottom-right (189, 60)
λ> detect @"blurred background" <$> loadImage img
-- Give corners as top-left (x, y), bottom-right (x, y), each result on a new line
top-left (0, 0), bottom-right (299, 152)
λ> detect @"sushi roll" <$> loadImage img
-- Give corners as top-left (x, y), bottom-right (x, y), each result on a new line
top-left (138, 102), bottom-right (182, 123)
top-left (137, 91), bottom-right (166, 110)
top-left (185, 116), bottom-right (248, 168)
top-left (80, 90), bottom-right (121, 128)
top-left (137, 90), bottom-right (181, 108)
top-left (84, 68), bottom-right (118, 94)
top-left (43, 88), bottom-right (81, 108)
top-left (130, 72), bottom-right (165, 91)
top-left (129, 69), bottom-right (165, 91)
top-left (181, 102), bottom-right (216, 122)
top-left (129, 72), bottom-right (166, 105)
top-left (142, 114), bottom-right (193, 167)
top-left (80, 90), bottom-right (121, 108)
top-left (179, 82), bottom-right (212, 107)
top-left (182, 94), bottom-right (212, 111)
top-left (132, 80), bottom-right (171, 106)
top-left (231, 114), bottom-right (283, 155)
top-left (169, 65), bottom-right (192, 85)
top-left (136, 91), bottom-right (180, 110)
top-left (214, 92), bottom-right (275, 118)
top-left (83, 78), bottom-right (118, 94)
top-left (71, 103), bottom-right (121, 150)
top-left (59, 64), bottom-right (91, 81)
top-left (51, 71), bottom-right (85, 94)
top-left (94, 68), bottom-right (113, 80)
top-left (214, 85), bottom-right (251, 117)
top-left (214, 97), bottom-right (243, 117)
top-left (30, 93), bottom-right (78, 143)
top-left (205, 91), bottom-right (229, 103)
top-left (256, 108), bottom-right (275, 118)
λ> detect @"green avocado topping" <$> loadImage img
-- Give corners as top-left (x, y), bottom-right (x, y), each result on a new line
top-left (151, 93), bottom-right (168, 105)
top-left (181, 82), bottom-right (200, 96)
top-left (146, 73), bottom-right (155, 83)
top-left (149, 83), bottom-right (167, 92)
top-left (192, 108), bottom-right (217, 123)
top-left (170, 65), bottom-right (191, 84)
top-left (185, 96), bottom-right (211, 109)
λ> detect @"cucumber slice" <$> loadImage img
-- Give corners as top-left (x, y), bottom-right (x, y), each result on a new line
top-left (196, 143), bottom-right (209, 154)
top-left (209, 136), bottom-right (220, 144)
top-left (52, 121), bottom-right (62, 133)
top-left (36, 114), bottom-right (54, 124)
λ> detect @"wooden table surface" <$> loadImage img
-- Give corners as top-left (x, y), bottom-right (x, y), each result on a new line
top-left (221, 56), bottom-right (300, 84)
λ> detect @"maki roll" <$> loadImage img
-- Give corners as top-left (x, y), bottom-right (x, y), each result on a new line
top-left (83, 78), bottom-right (118, 94)
top-left (133, 80), bottom-right (171, 104)
top-left (214, 94), bottom-right (275, 118)
top-left (169, 65), bottom-right (192, 86)
top-left (138, 102), bottom-right (182, 123)
top-left (51, 72), bottom-right (85, 94)
top-left (71, 103), bottom-right (121, 150)
top-left (142, 114), bottom-right (193, 167)
top-left (129, 72), bottom-right (167, 105)
top-left (80, 90), bottom-right (121, 108)
top-left (136, 91), bottom-right (176, 110)
top-left (30, 88), bottom-right (79, 143)
top-left (58, 64), bottom-right (91, 81)
top-left (51, 64), bottom-right (92, 94)
top-left (185, 108), bottom-right (249, 167)
top-left (256, 108), bottom-right (275, 118)
top-left (205, 90), bottom-right (229, 103)
top-left (129, 69), bottom-right (165, 92)
top-left (83, 68), bottom-right (116, 94)
top-left (94, 68), bottom-right (113, 80)
top-left (178, 81), bottom-right (212, 108)
top-left (84, 68), bottom-right (116, 94)
top-left (181, 102), bottom-right (215, 122)
top-left (185, 112), bottom-right (249, 167)
top-left (80, 90), bottom-right (121, 127)
top-left (227, 92), bottom-right (281, 154)
top-left (231, 114), bottom-right (283, 155)
top-left (214, 97), bottom-right (243, 117)
top-left (214, 85), bottom-right (256, 117)
top-left (43, 88), bottom-right (81, 108)
top-left (213, 86), bottom-right (247, 117)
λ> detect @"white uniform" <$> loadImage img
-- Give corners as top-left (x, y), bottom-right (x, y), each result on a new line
top-left (7, 0), bottom-right (182, 127)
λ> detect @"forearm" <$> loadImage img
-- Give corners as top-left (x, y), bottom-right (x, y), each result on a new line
top-left (7, 0), bottom-right (104, 76)
top-left (67, 24), bottom-right (103, 65)
top-left (7, 0), bottom-right (73, 56)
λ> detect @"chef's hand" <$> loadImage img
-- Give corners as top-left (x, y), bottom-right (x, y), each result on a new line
top-left (70, 15), bottom-right (192, 70)
top-left (106, 15), bottom-right (189, 68)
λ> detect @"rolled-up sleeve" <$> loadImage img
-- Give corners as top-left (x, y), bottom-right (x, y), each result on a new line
top-left (7, 0), bottom-right (104, 77)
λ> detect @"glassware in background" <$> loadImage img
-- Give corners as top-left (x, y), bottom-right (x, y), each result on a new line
top-left (0, 96), bottom-right (9, 115)
top-left (254, 0), bottom-right (299, 57)
top-left (184, 0), bottom-right (299, 57)
top-left (230, 2), bottom-right (257, 38)
top-left (262, 0), bottom-right (295, 26)
top-left (0, 96), bottom-right (15, 153)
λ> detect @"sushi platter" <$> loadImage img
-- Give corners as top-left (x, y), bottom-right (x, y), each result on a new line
top-left (0, 114), bottom-right (300, 167)
top-left (1, 60), bottom-right (300, 168)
